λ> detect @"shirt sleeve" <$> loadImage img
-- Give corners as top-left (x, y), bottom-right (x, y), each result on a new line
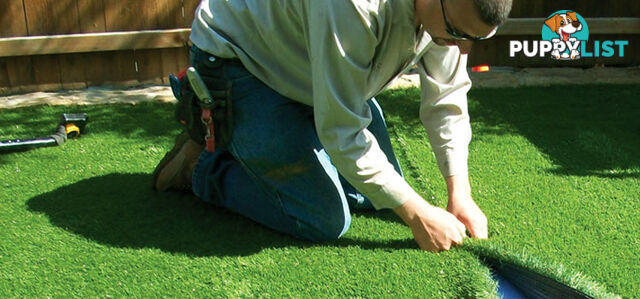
top-left (307, 2), bottom-right (424, 210)
top-left (418, 43), bottom-right (472, 177)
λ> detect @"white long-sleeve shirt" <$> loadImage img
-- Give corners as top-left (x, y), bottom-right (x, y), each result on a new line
top-left (190, 0), bottom-right (472, 209)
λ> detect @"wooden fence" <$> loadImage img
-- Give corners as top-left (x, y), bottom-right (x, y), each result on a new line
top-left (1, 0), bottom-right (639, 96)
top-left (0, 0), bottom-right (200, 95)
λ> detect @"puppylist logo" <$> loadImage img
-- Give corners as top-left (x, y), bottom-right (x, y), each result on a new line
top-left (510, 10), bottom-right (629, 60)
top-left (542, 11), bottom-right (588, 60)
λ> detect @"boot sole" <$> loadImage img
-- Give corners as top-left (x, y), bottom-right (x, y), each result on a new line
top-left (152, 132), bottom-right (191, 191)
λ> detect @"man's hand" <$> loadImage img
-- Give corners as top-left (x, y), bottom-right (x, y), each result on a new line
top-left (446, 175), bottom-right (488, 239)
top-left (394, 197), bottom-right (467, 252)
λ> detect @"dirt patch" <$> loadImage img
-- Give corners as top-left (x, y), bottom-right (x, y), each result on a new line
top-left (1, 67), bottom-right (639, 109)
top-left (0, 86), bottom-right (176, 109)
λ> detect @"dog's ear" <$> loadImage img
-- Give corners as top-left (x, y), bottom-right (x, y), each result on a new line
top-left (566, 11), bottom-right (578, 21)
top-left (544, 14), bottom-right (559, 32)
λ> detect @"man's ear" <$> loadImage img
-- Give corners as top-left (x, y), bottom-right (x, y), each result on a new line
top-left (566, 11), bottom-right (578, 21)
top-left (544, 14), bottom-right (559, 32)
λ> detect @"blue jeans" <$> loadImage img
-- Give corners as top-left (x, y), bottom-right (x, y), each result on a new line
top-left (189, 47), bottom-right (403, 242)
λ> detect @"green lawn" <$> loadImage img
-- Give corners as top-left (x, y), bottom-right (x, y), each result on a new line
top-left (1, 84), bottom-right (638, 297)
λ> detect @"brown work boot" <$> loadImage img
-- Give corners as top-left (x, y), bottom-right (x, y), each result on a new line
top-left (152, 132), bottom-right (204, 192)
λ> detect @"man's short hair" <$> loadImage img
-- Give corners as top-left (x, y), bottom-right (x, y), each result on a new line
top-left (473, 0), bottom-right (513, 26)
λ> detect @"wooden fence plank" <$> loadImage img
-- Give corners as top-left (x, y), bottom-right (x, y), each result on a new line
top-left (104, 0), bottom-right (161, 86)
top-left (114, 51), bottom-right (139, 86)
top-left (132, 0), bottom-right (161, 84)
top-left (160, 48), bottom-right (190, 84)
top-left (59, 54), bottom-right (87, 90)
top-left (0, 29), bottom-right (191, 91)
top-left (157, 0), bottom-right (187, 84)
top-left (154, 0), bottom-right (183, 29)
top-left (470, 39), bottom-right (498, 67)
top-left (52, 0), bottom-right (81, 34)
top-left (5, 57), bottom-right (36, 94)
top-left (30, 55), bottom-right (62, 92)
top-left (103, 0), bottom-right (134, 31)
top-left (0, 29), bottom-right (192, 57)
top-left (81, 52), bottom-right (111, 87)
top-left (24, 0), bottom-right (56, 36)
top-left (0, 58), bottom-right (10, 95)
top-left (78, 51), bottom-right (132, 88)
top-left (160, 49), bottom-right (176, 85)
top-left (23, 0), bottom-right (80, 35)
top-left (543, 1), bottom-right (573, 18)
top-left (0, 0), bottom-right (29, 37)
top-left (73, 0), bottom-right (105, 89)
top-left (0, 0), bottom-right (29, 94)
top-left (135, 49), bottom-right (163, 84)
top-left (22, 0), bottom-right (58, 93)
top-left (23, 0), bottom-right (84, 93)
top-left (134, 0), bottom-right (183, 84)
top-left (83, 51), bottom-right (139, 87)
top-left (51, 0), bottom-right (88, 90)
top-left (93, 0), bottom-right (138, 87)
top-left (104, 0), bottom-right (161, 31)
top-left (183, 0), bottom-right (201, 28)
top-left (0, 0), bottom-right (27, 94)
top-left (77, 0), bottom-right (106, 33)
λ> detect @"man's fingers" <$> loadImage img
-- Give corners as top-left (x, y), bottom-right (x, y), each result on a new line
top-left (456, 219), bottom-right (467, 237)
top-left (466, 216), bottom-right (488, 239)
top-left (462, 218), bottom-right (476, 237)
top-left (469, 224), bottom-right (488, 239)
top-left (474, 224), bottom-right (488, 239)
top-left (448, 221), bottom-right (466, 246)
top-left (456, 210), bottom-right (487, 239)
top-left (417, 238), bottom-right (439, 252)
top-left (451, 233), bottom-right (464, 246)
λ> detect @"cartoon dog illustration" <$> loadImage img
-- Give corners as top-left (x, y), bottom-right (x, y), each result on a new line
top-left (544, 12), bottom-right (583, 60)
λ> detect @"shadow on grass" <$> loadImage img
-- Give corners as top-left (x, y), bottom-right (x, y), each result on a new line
top-left (378, 85), bottom-right (640, 179)
top-left (470, 85), bottom-right (640, 178)
top-left (27, 173), bottom-right (416, 257)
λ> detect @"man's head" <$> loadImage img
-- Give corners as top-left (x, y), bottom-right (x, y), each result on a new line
top-left (415, 0), bottom-right (513, 54)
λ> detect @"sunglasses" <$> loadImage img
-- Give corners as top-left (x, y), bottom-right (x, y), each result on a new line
top-left (440, 0), bottom-right (498, 41)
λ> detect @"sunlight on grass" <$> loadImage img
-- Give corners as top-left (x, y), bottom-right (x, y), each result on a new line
top-left (1, 84), bottom-right (638, 297)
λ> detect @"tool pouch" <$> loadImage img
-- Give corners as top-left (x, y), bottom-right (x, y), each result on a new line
top-left (171, 62), bottom-right (233, 148)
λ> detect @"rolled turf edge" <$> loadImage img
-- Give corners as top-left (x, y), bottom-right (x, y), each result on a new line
top-left (462, 241), bottom-right (620, 299)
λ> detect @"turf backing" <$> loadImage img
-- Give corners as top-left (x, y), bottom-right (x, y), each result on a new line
top-left (1, 84), bottom-right (637, 297)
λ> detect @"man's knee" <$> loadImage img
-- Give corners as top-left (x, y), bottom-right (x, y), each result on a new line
top-left (298, 212), bottom-right (352, 242)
